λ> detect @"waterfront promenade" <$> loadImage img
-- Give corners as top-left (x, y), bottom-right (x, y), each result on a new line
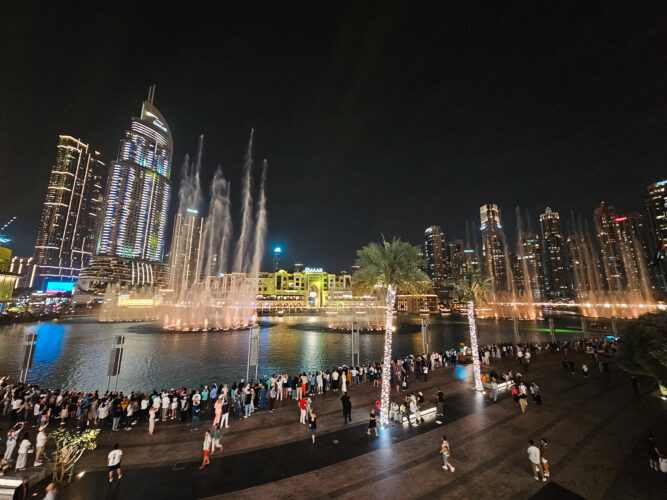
top-left (7, 349), bottom-right (666, 499)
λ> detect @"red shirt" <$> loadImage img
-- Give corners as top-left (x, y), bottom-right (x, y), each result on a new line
top-left (299, 399), bottom-right (306, 410)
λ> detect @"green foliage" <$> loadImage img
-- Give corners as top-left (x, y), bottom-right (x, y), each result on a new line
top-left (618, 311), bottom-right (667, 386)
top-left (48, 428), bottom-right (100, 485)
top-left (353, 237), bottom-right (430, 296)
top-left (444, 271), bottom-right (493, 304)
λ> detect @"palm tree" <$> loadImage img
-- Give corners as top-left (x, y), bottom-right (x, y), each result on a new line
top-left (446, 271), bottom-right (493, 391)
top-left (354, 237), bottom-right (430, 425)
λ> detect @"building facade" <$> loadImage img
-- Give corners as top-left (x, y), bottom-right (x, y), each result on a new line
top-left (97, 88), bottom-right (172, 263)
top-left (168, 209), bottom-right (203, 297)
top-left (539, 207), bottom-right (570, 300)
top-left (257, 269), bottom-right (352, 308)
top-left (424, 226), bottom-right (446, 294)
top-left (9, 256), bottom-right (35, 289)
top-left (517, 232), bottom-right (544, 299)
top-left (480, 204), bottom-right (509, 291)
top-left (593, 202), bottom-right (624, 292)
top-left (644, 180), bottom-right (667, 292)
top-left (32, 136), bottom-right (105, 290)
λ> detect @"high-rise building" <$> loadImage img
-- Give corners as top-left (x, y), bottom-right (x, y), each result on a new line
top-left (480, 204), bottom-right (508, 291)
top-left (97, 87), bottom-right (172, 262)
top-left (517, 231), bottom-right (544, 299)
top-left (593, 201), bottom-right (624, 292)
top-left (32, 136), bottom-right (105, 290)
top-left (567, 231), bottom-right (603, 301)
top-left (613, 213), bottom-right (652, 295)
top-left (424, 226), bottom-right (446, 294)
top-left (79, 88), bottom-right (172, 294)
top-left (272, 246), bottom-right (282, 272)
top-left (9, 256), bottom-right (35, 289)
top-left (168, 208), bottom-right (203, 297)
top-left (539, 207), bottom-right (570, 300)
top-left (645, 180), bottom-right (667, 292)
top-left (447, 239), bottom-right (466, 280)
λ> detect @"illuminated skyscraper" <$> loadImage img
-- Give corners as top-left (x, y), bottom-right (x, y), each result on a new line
top-left (517, 231), bottom-right (544, 299)
top-left (424, 226), bottom-right (446, 294)
top-left (539, 207), bottom-right (570, 300)
top-left (273, 246), bottom-right (282, 272)
top-left (645, 180), bottom-right (667, 291)
top-left (168, 209), bottom-right (203, 297)
top-left (480, 204), bottom-right (508, 291)
top-left (97, 86), bottom-right (172, 262)
top-left (593, 202), bottom-right (623, 291)
top-left (32, 136), bottom-right (105, 290)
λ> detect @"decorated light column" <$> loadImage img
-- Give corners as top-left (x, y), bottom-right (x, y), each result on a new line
top-left (380, 284), bottom-right (396, 425)
top-left (467, 300), bottom-right (484, 391)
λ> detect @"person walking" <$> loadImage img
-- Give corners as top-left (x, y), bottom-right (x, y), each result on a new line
top-left (15, 432), bottom-right (32, 471)
top-left (527, 440), bottom-right (545, 481)
top-left (435, 389), bottom-right (445, 416)
top-left (308, 411), bottom-right (317, 444)
top-left (440, 435), bottom-right (455, 472)
top-left (199, 430), bottom-right (211, 469)
top-left (191, 404), bottom-right (201, 431)
top-left (518, 383), bottom-right (528, 414)
top-left (367, 408), bottom-right (378, 437)
top-left (211, 425), bottom-right (222, 456)
top-left (213, 397), bottom-right (223, 426)
top-left (221, 398), bottom-right (230, 428)
top-left (107, 443), bottom-right (122, 483)
top-left (582, 363), bottom-right (589, 380)
top-left (299, 396), bottom-right (307, 424)
top-left (341, 392), bottom-right (352, 423)
top-left (540, 438), bottom-right (550, 478)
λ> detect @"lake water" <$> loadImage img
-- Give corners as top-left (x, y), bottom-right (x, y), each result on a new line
top-left (0, 313), bottom-right (612, 392)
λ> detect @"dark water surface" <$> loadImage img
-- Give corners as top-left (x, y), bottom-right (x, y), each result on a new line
top-left (0, 313), bottom-right (609, 392)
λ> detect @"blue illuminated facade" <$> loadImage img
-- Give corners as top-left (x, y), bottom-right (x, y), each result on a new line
top-left (98, 88), bottom-right (172, 262)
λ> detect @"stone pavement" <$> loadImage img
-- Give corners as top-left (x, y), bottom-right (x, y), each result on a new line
top-left (12, 348), bottom-right (667, 499)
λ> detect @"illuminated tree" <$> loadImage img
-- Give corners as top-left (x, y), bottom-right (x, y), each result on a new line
top-left (354, 237), bottom-right (429, 425)
top-left (48, 428), bottom-right (99, 485)
top-left (446, 271), bottom-right (493, 391)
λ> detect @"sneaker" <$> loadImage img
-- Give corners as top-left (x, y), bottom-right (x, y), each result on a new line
top-left (109, 479), bottom-right (113, 483)
top-left (534, 476), bottom-right (539, 481)
top-left (442, 466), bottom-right (447, 470)
top-left (450, 466), bottom-right (455, 472)
top-left (542, 477), bottom-right (547, 482)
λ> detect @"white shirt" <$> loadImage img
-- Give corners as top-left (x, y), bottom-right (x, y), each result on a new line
top-left (36, 431), bottom-right (47, 447)
top-left (527, 445), bottom-right (541, 464)
top-left (161, 396), bottom-right (170, 408)
top-left (108, 449), bottom-right (122, 466)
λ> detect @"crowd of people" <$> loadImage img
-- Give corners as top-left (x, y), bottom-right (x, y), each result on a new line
top-left (2, 335), bottom-right (653, 486)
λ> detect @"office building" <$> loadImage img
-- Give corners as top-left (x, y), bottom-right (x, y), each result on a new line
top-left (272, 246), bottom-right (282, 272)
top-left (480, 204), bottom-right (509, 291)
top-left (593, 202), bottom-right (624, 291)
top-left (539, 207), bottom-right (570, 300)
top-left (424, 226), bottom-right (446, 294)
top-left (31, 136), bottom-right (105, 290)
top-left (518, 231), bottom-right (544, 299)
top-left (644, 180), bottom-right (667, 292)
top-left (9, 256), bottom-right (35, 289)
top-left (613, 213), bottom-right (652, 294)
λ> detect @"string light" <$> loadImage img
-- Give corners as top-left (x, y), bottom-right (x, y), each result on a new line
top-left (467, 301), bottom-right (483, 391)
top-left (380, 285), bottom-right (396, 426)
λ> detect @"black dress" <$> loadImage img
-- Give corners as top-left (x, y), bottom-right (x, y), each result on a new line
top-left (369, 412), bottom-right (376, 428)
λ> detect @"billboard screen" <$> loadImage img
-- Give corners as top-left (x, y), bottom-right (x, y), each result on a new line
top-left (45, 281), bottom-right (75, 294)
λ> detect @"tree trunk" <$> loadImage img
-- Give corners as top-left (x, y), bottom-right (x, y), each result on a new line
top-left (467, 301), bottom-right (483, 391)
top-left (380, 285), bottom-right (396, 425)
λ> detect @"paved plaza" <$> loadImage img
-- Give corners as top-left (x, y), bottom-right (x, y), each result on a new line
top-left (6, 348), bottom-right (666, 500)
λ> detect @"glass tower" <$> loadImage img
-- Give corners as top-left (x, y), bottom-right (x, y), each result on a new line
top-left (480, 204), bottom-right (508, 291)
top-left (32, 136), bottom-right (105, 290)
top-left (424, 226), bottom-right (446, 294)
top-left (645, 180), bottom-right (667, 291)
top-left (539, 207), bottom-right (570, 300)
top-left (98, 86), bottom-right (172, 262)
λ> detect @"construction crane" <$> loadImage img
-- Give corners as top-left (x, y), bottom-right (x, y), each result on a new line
top-left (0, 216), bottom-right (17, 244)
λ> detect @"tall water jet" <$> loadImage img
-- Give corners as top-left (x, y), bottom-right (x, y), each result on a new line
top-left (249, 160), bottom-right (268, 277)
top-left (233, 129), bottom-right (255, 273)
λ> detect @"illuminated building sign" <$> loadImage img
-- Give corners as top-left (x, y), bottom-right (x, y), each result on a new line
top-left (186, 208), bottom-right (199, 214)
top-left (304, 267), bottom-right (323, 273)
top-left (153, 120), bottom-right (168, 133)
top-left (45, 281), bottom-right (75, 294)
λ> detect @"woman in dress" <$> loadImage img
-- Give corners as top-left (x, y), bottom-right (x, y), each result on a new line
top-left (213, 396), bottom-right (223, 427)
top-left (367, 408), bottom-right (378, 437)
top-left (148, 406), bottom-right (157, 436)
top-left (15, 432), bottom-right (32, 471)
top-left (309, 411), bottom-right (317, 444)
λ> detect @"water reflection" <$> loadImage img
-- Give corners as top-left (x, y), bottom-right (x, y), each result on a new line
top-left (0, 314), bottom-right (603, 392)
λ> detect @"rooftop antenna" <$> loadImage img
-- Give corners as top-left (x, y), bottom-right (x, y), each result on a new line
top-left (147, 84), bottom-right (156, 104)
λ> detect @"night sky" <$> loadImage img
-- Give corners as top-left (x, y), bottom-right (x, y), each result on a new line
top-left (2, 1), bottom-right (667, 271)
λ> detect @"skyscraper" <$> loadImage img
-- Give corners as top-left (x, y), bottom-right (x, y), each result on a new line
top-left (593, 201), bottom-right (623, 292)
top-left (480, 204), bottom-right (508, 291)
top-left (645, 180), bottom-right (667, 292)
top-left (539, 207), bottom-right (570, 300)
top-left (168, 208), bottom-right (203, 297)
top-left (273, 246), bottom-right (282, 272)
top-left (446, 239), bottom-right (465, 280)
top-left (98, 86), bottom-right (172, 262)
top-left (613, 213), bottom-right (652, 295)
top-left (517, 231), bottom-right (544, 299)
top-left (424, 226), bottom-right (446, 294)
top-left (32, 136), bottom-right (105, 290)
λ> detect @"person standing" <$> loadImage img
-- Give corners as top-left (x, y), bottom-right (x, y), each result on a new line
top-left (269, 386), bottom-right (276, 413)
top-left (440, 435), bottom-right (455, 472)
top-left (15, 432), bottom-right (32, 471)
top-left (308, 411), bottom-right (317, 444)
top-left (341, 392), bottom-right (352, 423)
top-left (435, 389), bottom-right (445, 416)
top-left (199, 430), bottom-right (211, 469)
top-left (221, 398), bottom-right (230, 428)
top-left (107, 443), bottom-right (122, 483)
top-left (191, 404), bottom-right (201, 431)
top-left (3, 422), bottom-right (23, 463)
top-left (518, 383), bottom-right (528, 414)
top-left (367, 409), bottom-right (378, 437)
top-left (34, 425), bottom-right (47, 466)
top-left (648, 434), bottom-right (660, 471)
top-left (540, 438), bottom-right (550, 478)
top-left (582, 363), bottom-right (589, 380)
top-left (527, 440), bottom-right (545, 481)
top-left (148, 406), bottom-right (157, 436)
top-left (213, 396), bottom-right (223, 426)
top-left (299, 396), bottom-right (307, 424)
